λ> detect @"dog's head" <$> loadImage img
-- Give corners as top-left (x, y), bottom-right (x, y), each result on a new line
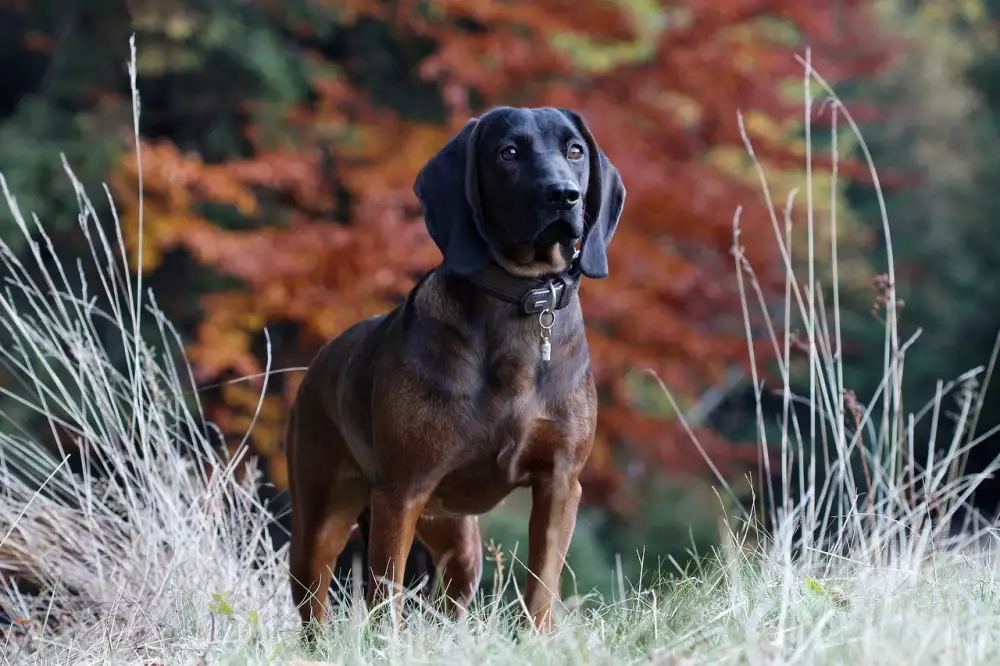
top-left (414, 106), bottom-right (626, 279)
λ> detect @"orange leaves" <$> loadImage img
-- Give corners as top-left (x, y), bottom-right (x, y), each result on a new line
top-left (111, 140), bottom-right (260, 272)
top-left (337, 121), bottom-right (456, 195)
top-left (211, 382), bottom-right (289, 488)
top-left (110, 95), bottom-right (444, 383)
top-left (189, 294), bottom-right (262, 382)
top-left (120, 140), bottom-right (259, 215)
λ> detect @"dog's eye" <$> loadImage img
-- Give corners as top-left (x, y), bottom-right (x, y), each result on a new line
top-left (567, 144), bottom-right (585, 160)
top-left (500, 146), bottom-right (518, 161)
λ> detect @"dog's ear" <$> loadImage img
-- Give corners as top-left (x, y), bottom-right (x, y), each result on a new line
top-left (413, 118), bottom-right (492, 276)
top-left (559, 109), bottom-right (626, 279)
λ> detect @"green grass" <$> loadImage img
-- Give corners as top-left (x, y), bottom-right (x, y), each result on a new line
top-left (3, 41), bottom-right (1000, 665)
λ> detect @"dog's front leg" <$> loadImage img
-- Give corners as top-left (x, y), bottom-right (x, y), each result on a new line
top-left (366, 487), bottom-right (428, 624)
top-left (524, 465), bottom-right (583, 631)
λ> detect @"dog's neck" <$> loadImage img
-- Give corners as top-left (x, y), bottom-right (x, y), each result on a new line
top-left (417, 264), bottom-right (589, 387)
top-left (413, 266), bottom-right (589, 382)
top-left (463, 262), bottom-right (582, 315)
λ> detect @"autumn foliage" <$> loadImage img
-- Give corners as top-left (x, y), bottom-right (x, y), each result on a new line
top-left (108, 0), bottom-right (890, 505)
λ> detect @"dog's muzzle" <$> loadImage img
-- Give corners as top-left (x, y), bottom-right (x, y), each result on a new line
top-left (533, 218), bottom-right (583, 248)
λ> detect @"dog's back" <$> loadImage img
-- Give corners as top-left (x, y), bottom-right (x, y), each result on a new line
top-left (287, 311), bottom-right (390, 481)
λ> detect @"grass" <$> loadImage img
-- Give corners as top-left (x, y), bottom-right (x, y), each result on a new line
top-left (2, 42), bottom-right (1000, 665)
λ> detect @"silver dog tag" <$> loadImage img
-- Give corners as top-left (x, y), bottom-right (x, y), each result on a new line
top-left (538, 281), bottom-right (558, 363)
top-left (538, 306), bottom-right (555, 363)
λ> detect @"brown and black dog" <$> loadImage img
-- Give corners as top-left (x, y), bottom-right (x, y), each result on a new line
top-left (285, 106), bottom-right (625, 633)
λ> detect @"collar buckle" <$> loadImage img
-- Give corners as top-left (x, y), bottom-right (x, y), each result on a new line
top-left (520, 273), bottom-right (575, 314)
top-left (465, 260), bottom-right (582, 315)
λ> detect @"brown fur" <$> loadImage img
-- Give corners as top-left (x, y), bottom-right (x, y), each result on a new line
top-left (285, 106), bottom-right (625, 635)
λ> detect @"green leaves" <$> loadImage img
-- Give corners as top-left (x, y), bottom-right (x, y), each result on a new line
top-left (805, 576), bottom-right (851, 610)
top-left (209, 591), bottom-right (235, 616)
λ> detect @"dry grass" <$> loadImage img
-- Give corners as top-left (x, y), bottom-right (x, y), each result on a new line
top-left (1, 43), bottom-right (999, 665)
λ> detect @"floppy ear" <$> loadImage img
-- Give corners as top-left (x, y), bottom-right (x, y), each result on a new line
top-left (413, 118), bottom-right (492, 276)
top-left (559, 109), bottom-right (626, 279)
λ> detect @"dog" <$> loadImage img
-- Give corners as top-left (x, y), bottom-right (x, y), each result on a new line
top-left (285, 105), bottom-right (625, 633)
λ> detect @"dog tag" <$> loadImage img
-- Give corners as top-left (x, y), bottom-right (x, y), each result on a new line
top-left (538, 307), bottom-right (555, 363)
top-left (538, 282), bottom-right (557, 363)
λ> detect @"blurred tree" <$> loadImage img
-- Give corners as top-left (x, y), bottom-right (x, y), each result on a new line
top-left (107, 0), bottom-right (891, 510)
top-left (841, 0), bottom-right (1000, 518)
top-left (0, 1), bottom-right (129, 253)
top-left (841, 0), bottom-right (996, 399)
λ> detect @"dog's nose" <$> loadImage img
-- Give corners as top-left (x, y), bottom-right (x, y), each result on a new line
top-left (542, 181), bottom-right (581, 210)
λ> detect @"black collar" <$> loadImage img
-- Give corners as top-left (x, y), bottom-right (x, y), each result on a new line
top-left (467, 262), bottom-right (582, 314)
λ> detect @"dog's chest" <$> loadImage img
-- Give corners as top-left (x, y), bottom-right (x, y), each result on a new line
top-left (425, 369), bottom-right (591, 517)
top-left (425, 408), bottom-right (554, 516)
top-left (398, 299), bottom-right (592, 516)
